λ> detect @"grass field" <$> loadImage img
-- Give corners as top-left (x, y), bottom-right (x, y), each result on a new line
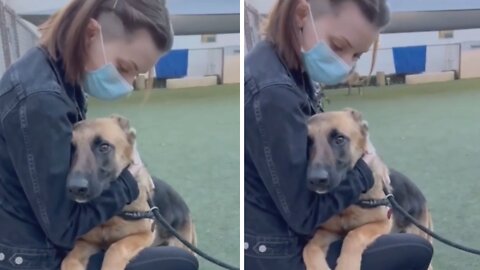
top-left (88, 84), bottom-right (240, 269)
top-left (325, 79), bottom-right (480, 269)
top-left (84, 79), bottom-right (480, 269)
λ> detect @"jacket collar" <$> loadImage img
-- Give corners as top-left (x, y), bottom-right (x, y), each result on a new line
top-left (269, 41), bottom-right (320, 112)
top-left (40, 46), bottom-right (87, 120)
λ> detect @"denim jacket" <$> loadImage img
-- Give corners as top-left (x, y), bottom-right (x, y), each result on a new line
top-left (244, 41), bottom-right (374, 269)
top-left (0, 47), bottom-right (139, 269)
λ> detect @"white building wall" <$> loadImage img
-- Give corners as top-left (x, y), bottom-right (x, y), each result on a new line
top-left (355, 29), bottom-right (480, 76)
top-left (5, 0), bottom-right (66, 14)
top-left (460, 41), bottom-right (480, 79)
top-left (246, 0), bottom-right (480, 77)
top-left (172, 33), bottom-right (239, 50)
top-left (377, 29), bottom-right (480, 48)
top-left (172, 33), bottom-right (240, 78)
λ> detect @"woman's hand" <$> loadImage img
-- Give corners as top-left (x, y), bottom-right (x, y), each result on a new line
top-left (128, 144), bottom-right (155, 191)
top-left (362, 138), bottom-right (391, 186)
top-left (128, 144), bottom-right (143, 176)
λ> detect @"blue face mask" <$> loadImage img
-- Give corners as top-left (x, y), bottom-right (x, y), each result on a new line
top-left (301, 7), bottom-right (352, 85)
top-left (83, 29), bottom-right (134, 101)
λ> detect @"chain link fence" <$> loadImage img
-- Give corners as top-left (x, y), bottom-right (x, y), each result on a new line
top-left (245, 3), bottom-right (263, 52)
top-left (0, 2), bottom-right (39, 75)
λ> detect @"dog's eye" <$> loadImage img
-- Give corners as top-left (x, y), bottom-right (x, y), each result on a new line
top-left (99, 143), bottom-right (112, 153)
top-left (335, 136), bottom-right (346, 145)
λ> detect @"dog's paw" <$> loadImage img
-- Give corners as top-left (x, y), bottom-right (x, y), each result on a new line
top-left (335, 257), bottom-right (361, 270)
top-left (61, 259), bottom-right (87, 270)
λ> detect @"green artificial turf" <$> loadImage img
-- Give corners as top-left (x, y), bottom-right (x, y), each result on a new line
top-left (324, 79), bottom-right (480, 269)
top-left (88, 84), bottom-right (240, 269)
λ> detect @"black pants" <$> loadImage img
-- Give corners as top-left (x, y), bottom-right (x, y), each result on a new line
top-left (327, 234), bottom-right (433, 270)
top-left (87, 247), bottom-right (198, 270)
top-left (245, 233), bottom-right (433, 270)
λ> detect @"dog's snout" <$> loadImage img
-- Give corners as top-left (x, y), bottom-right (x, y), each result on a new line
top-left (67, 176), bottom-right (90, 198)
top-left (307, 165), bottom-right (335, 194)
top-left (308, 169), bottom-right (329, 186)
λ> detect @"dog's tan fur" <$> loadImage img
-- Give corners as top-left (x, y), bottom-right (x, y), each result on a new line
top-left (61, 116), bottom-right (195, 270)
top-left (303, 109), bottom-right (433, 270)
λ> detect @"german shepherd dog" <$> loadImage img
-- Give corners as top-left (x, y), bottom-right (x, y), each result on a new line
top-left (303, 109), bottom-right (433, 270)
top-left (61, 115), bottom-right (197, 270)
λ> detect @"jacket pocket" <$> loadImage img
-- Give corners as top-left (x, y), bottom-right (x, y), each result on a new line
top-left (0, 243), bottom-right (59, 270)
top-left (244, 233), bottom-right (301, 259)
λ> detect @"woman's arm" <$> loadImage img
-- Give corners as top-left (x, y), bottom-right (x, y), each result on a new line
top-left (2, 92), bottom-right (139, 249)
top-left (245, 85), bottom-right (374, 236)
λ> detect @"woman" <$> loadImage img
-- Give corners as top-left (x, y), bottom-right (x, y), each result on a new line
top-left (0, 0), bottom-right (197, 269)
top-left (244, 0), bottom-right (433, 269)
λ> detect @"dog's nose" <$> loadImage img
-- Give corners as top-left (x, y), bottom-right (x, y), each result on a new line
top-left (308, 169), bottom-right (329, 187)
top-left (67, 177), bottom-right (90, 197)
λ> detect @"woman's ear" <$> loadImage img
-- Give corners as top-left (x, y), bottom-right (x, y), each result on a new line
top-left (295, 0), bottom-right (310, 29)
top-left (85, 19), bottom-right (101, 45)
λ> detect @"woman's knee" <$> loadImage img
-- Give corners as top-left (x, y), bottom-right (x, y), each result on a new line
top-left (371, 234), bottom-right (433, 257)
top-left (128, 247), bottom-right (198, 270)
top-left (327, 234), bottom-right (434, 270)
top-left (366, 234), bottom-right (433, 269)
top-left (163, 249), bottom-right (198, 270)
top-left (399, 234), bottom-right (434, 267)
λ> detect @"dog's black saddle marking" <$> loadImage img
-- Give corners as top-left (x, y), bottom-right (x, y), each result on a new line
top-left (355, 198), bottom-right (391, 209)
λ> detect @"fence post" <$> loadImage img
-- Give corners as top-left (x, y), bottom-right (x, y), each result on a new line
top-left (457, 43), bottom-right (462, 79)
top-left (8, 8), bottom-right (21, 58)
top-left (221, 47), bottom-right (225, 84)
top-left (0, 1), bottom-right (12, 69)
top-left (244, 3), bottom-right (253, 51)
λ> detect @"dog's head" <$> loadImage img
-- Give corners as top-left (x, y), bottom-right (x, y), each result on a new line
top-left (67, 115), bottom-right (136, 203)
top-left (306, 109), bottom-right (369, 194)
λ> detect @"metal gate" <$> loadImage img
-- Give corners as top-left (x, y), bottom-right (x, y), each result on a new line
top-left (0, 2), bottom-right (39, 75)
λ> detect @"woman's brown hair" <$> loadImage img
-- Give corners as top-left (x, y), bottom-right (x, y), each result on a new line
top-left (265, 0), bottom-right (390, 70)
top-left (40, 0), bottom-right (173, 84)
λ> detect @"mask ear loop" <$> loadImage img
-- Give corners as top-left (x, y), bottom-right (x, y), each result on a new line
top-left (170, 20), bottom-right (175, 36)
top-left (97, 25), bottom-right (108, 66)
top-left (166, 20), bottom-right (175, 49)
top-left (307, 5), bottom-right (320, 43)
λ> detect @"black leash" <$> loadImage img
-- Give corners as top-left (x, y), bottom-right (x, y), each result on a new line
top-left (147, 197), bottom-right (240, 270)
top-left (386, 193), bottom-right (480, 256)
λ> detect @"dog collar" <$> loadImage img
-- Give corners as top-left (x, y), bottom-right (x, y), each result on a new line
top-left (118, 211), bottom-right (154, 220)
top-left (118, 206), bottom-right (159, 221)
top-left (356, 198), bottom-right (393, 219)
top-left (118, 207), bottom-right (158, 232)
top-left (355, 198), bottom-right (391, 209)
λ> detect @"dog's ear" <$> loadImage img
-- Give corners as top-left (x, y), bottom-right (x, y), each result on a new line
top-left (344, 108), bottom-right (363, 123)
top-left (110, 114), bottom-right (136, 144)
top-left (344, 108), bottom-right (369, 136)
top-left (110, 114), bottom-right (130, 131)
top-left (361, 120), bottom-right (369, 136)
